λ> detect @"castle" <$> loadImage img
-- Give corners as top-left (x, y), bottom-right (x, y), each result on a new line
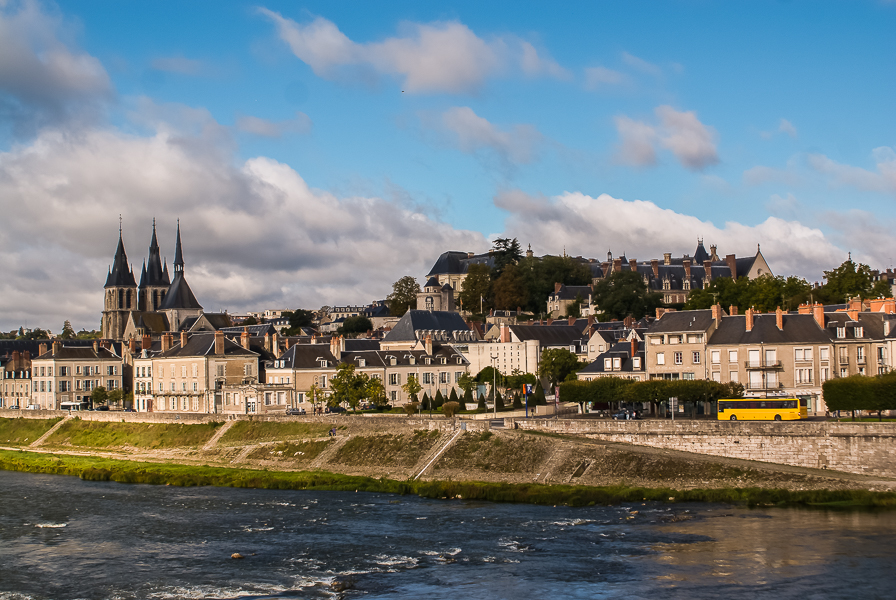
top-left (101, 221), bottom-right (230, 341)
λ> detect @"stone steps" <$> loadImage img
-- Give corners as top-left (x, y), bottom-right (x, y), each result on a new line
top-left (29, 415), bottom-right (72, 448)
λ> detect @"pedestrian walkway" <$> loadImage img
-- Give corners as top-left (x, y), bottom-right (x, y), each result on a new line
top-left (29, 414), bottom-right (72, 448)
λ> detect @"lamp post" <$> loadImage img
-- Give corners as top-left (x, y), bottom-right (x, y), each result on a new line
top-left (490, 353), bottom-right (498, 417)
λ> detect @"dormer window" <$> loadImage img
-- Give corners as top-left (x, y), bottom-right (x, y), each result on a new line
top-left (424, 357), bottom-right (431, 365)
top-left (440, 357), bottom-right (447, 365)
top-left (317, 358), bottom-right (327, 368)
top-left (358, 359), bottom-right (366, 367)
top-left (409, 356), bottom-right (415, 365)
top-left (837, 327), bottom-right (846, 339)
top-left (855, 327), bottom-right (863, 338)
top-left (456, 357), bottom-right (463, 364)
top-left (390, 357), bottom-right (397, 366)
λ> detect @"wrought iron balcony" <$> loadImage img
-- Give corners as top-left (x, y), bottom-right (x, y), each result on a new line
top-left (744, 360), bottom-right (782, 370)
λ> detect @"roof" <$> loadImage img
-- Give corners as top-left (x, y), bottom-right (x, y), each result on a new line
top-left (202, 313), bottom-right (233, 329)
top-left (508, 324), bottom-right (583, 346)
top-left (549, 284), bottom-right (592, 301)
top-left (426, 250), bottom-right (495, 277)
top-left (157, 333), bottom-right (257, 358)
top-left (276, 344), bottom-right (338, 369)
top-left (423, 276), bottom-right (440, 288)
top-left (133, 311), bottom-right (170, 334)
top-left (647, 310), bottom-right (715, 334)
top-left (142, 222), bottom-right (170, 288)
top-left (344, 339), bottom-right (381, 352)
top-left (708, 313), bottom-right (831, 345)
top-left (104, 234), bottom-right (137, 288)
top-left (158, 272), bottom-right (202, 310)
top-left (383, 310), bottom-right (473, 342)
top-left (578, 341), bottom-right (644, 374)
top-left (34, 345), bottom-right (120, 361)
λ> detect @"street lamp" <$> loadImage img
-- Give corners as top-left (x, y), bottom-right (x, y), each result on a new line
top-left (490, 352), bottom-right (498, 417)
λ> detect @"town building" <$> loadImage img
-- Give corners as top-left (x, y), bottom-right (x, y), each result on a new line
top-left (30, 341), bottom-right (123, 410)
top-left (1, 351), bottom-right (32, 409)
top-left (644, 308), bottom-right (721, 381)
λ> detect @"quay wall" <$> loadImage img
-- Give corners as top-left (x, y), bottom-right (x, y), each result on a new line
top-left (511, 418), bottom-right (896, 479)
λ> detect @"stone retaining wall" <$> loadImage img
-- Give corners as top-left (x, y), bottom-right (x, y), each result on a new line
top-left (510, 418), bottom-right (896, 479)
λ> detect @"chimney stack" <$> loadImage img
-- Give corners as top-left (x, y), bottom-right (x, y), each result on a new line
top-left (241, 329), bottom-right (250, 349)
top-left (38, 343), bottom-right (48, 357)
top-left (264, 332), bottom-right (271, 353)
top-left (587, 315), bottom-right (595, 328)
top-left (703, 260), bottom-right (712, 282)
top-left (812, 303), bottom-right (825, 329)
top-left (92, 340), bottom-right (98, 353)
top-left (272, 332), bottom-right (280, 358)
top-left (663, 252), bottom-right (672, 265)
top-left (425, 334), bottom-right (433, 356)
top-left (631, 338), bottom-right (638, 359)
top-left (142, 334), bottom-right (152, 352)
top-left (624, 316), bottom-right (634, 329)
top-left (161, 333), bottom-right (172, 352)
top-left (613, 258), bottom-right (622, 272)
top-left (214, 330), bottom-right (225, 355)
top-left (554, 282), bottom-right (562, 294)
top-left (656, 307), bottom-right (666, 320)
top-left (52, 341), bottom-right (61, 356)
top-left (775, 306), bottom-right (784, 331)
top-left (629, 258), bottom-right (637, 272)
top-left (128, 337), bottom-right (137, 354)
top-left (651, 259), bottom-right (659, 278)
top-left (726, 254), bottom-right (737, 278)
top-left (683, 259), bottom-right (691, 279)
top-left (500, 324), bottom-right (511, 343)
top-left (568, 316), bottom-right (576, 326)
top-left (547, 317), bottom-right (553, 325)
top-left (711, 303), bottom-right (722, 325)
top-left (729, 305), bottom-right (738, 316)
top-left (745, 308), bottom-right (754, 332)
top-left (798, 303), bottom-right (811, 314)
top-left (180, 331), bottom-right (188, 348)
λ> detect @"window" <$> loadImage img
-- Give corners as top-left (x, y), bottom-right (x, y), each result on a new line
top-left (711, 350), bottom-right (720, 364)
top-left (632, 357), bottom-right (641, 369)
top-left (796, 368), bottom-right (812, 384)
top-left (171, 382), bottom-right (176, 392)
top-left (391, 391), bottom-right (397, 401)
top-left (170, 398), bottom-right (176, 410)
top-left (682, 372), bottom-right (695, 380)
top-left (193, 382), bottom-right (198, 391)
top-left (440, 372), bottom-right (448, 384)
top-left (855, 327), bottom-right (863, 338)
top-left (656, 352), bottom-right (665, 365)
top-left (613, 357), bottom-right (621, 369)
top-left (674, 352), bottom-right (683, 365)
top-left (687, 334), bottom-right (702, 344)
top-left (857, 347), bottom-right (865, 363)
top-left (840, 368), bottom-right (848, 378)
top-left (692, 352), bottom-right (701, 364)
top-left (795, 348), bottom-right (804, 361)
top-left (604, 358), bottom-right (612, 370)
top-left (389, 373), bottom-right (399, 385)
top-left (216, 364), bottom-right (225, 377)
top-left (729, 350), bottom-right (738, 363)
top-left (192, 364), bottom-right (198, 377)
top-left (159, 382), bottom-right (163, 392)
top-left (712, 371), bottom-right (721, 382)
top-left (320, 375), bottom-right (327, 388)
top-left (244, 364), bottom-right (253, 376)
top-left (650, 337), bottom-right (661, 345)
top-left (455, 372), bottom-right (463, 382)
top-left (820, 347), bottom-right (829, 361)
top-left (669, 335), bottom-right (681, 344)
top-left (76, 366), bottom-right (81, 375)
top-left (837, 327), bottom-right (846, 339)
top-left (422, 373), bottom-right (432, 384)
top-left (878, 347), bottom-right (887, 361)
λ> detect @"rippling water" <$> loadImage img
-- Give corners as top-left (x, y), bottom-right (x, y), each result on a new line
top-left (1, 470), bottom-right (895, 599)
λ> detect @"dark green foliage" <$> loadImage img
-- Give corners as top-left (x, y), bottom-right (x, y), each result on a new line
top-left (515, 255), bottom-right (593, 314)
top-left (494, 389), bottom-right (504, 410)
top-left (512, 393), bottom-right (522, 409)
top-left (532, 381), bottom-right (547, 406)
top-left (593, 270), bottom-right (662, 321)
top-left (685, 274), bottom-right (811, 312)
top-left (477, 394), bottom-right (487, 410)
top-left (490, 237), bottom-right (523, 279)
top-left (538, 348), bottom-right (580, 387)
top-left (460, 388), bottom-right (472, 411)
top-left (448, 387), bottom-right (459, 406)
top-left (336, 315), bottom-right (373, 337)
top-left (433, 390), bottom-right (445, 409)
top-left (421, 392), bottom-right (432, 410)
top-left (476, 366), bottom-right (505, 386)
top-left (823, 373), bottom-right (896, 419)
top-left (387, 275), bottom-right (421, 316)
top-left (282, 309), bottom-right (314, 335)
top-left (458, 263), bottom-right (493, 315)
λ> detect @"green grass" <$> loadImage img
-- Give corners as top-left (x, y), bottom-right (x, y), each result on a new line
top-left (0, 417), bottom-right (63, 446)
top-left (1, 449), bottom-right (895, 509)
top-left (218, 421), bottom-right (333, 445)
top-left (45, 420), bottom-right (222, 449)
top-left (334, 431), bottom-right (440, 467)
top-left (246, 439), bottom-right (332, 461)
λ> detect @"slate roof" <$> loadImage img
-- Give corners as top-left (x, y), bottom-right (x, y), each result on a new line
top-left (157, 333), bottom-right (257, 358)
top-left (158, 272), bottom-right (202, 310)
top-left (549, 284), bottom-right (592, 301)
top-left (708, 314), bottom-right (831, 345)
top-left (426, 250), bottom-right (495, 277)
top-left (578, 341), bottom-right (644, 374)
top-left (823, 312), bottom-right (892, 340)
top-left (34, 345), bottom-right (120, 361)
top-left (203, 313), bottom-right (233, 329)
top-left (134, 312), bottom-right (170, 334)
top-left (508, 325), bottom-right (584, 346)
top-left (141, 222), bottom-right (170, 288)
top-left (345, 339), bottom-right (381, 352)
top-left (647, 310), bottom-right (715, 334)
top-left (0, 339), bottom-right (123, 358)
top-left (383, 310), bottom-right (473, 342)
top-left (104, 234), bottom-right (137, 288)
top-left (424, 276), bottom-right (440, 288)
top-left (363, 304), bottom-right (391, 318)
top-left (276, 344), bottom-right (338, 369)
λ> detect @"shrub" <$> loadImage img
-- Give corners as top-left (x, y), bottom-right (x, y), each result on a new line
top-left (477, 394), bottom-right (487, 410)
top-left (512, 393), bottom-right (522, 409)
top-left (402, 402), bottom-right (420, 416)
top-left (442, 401), bottom-right (460, 418)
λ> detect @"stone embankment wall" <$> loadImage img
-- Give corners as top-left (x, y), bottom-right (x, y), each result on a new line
top-left (511, 418), bottom-right (896, 479)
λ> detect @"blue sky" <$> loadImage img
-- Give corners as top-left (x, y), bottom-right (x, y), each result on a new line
top-left (0, 0), bottom-right (894, 331)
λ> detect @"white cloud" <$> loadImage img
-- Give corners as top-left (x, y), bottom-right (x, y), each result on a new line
top-left (0, 116), bottom-right (485, 331)
top-left (584, 65), bottom-right (629, 90)
top-left (236, 111), bottom-right (312, 137)
top-left (258, 9), bottom-right (567, 93)
top-left (496, 189), bottom-right (848, 280)
top-left (808, 147), bottom-right (896, 194)
top-left (778, 118), bottom-right (797, 138)
top-left (613, 105), bottom-right (718, 171)
top-left (421, 106), bottom-right (543, 165)
top-left (150, 56), bottom-right (204, 75)
top-left (0, 0), bottom-right (112, 135)
top-left (620, 51), bottom-right (662, 77)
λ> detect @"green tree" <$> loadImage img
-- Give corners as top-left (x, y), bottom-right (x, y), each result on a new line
top-left (442, 401), bottom-right (460, 418)
top-left (592, 270), bottom-right (662, 321)
top-left (460, 387), bottom-right (472, 411)
top-left (337, 315), bottom-right (374, 337)
top-left (532, 380), bottom-right (547, 406)
top-left (59, 320), bottom-right (76, 340)
top-left (821, 259), bottom-right (874, 303)
top-left (477, 393), bottom-right (487, 410)
top-left (448, 387), bottom-right (459, 405)
top-left (365, 376), bottom-right (387, 407)
top-left (421, 392), bottom-right (432, 411)
top-left (505, 369), bottom-right (536, 392)
top-left (402, 374), bottom-right (422, 403)
top-left (107, 388), bottom-right (123, 408)
top-left (457, 373), bottom-right (477, 396)
top-left (491, 237), bottom-right (523, 279)
top-left (90, 386), bottom-right (108, 407)
top-left (282, 309), bottom-right (314, 335)
top-left (307, 382), bottom-right (323, 411)
top-left (433, 389), bottom-right (445, 409)
top-left (871, 279), bottom-right (892, 299)
top-left (458, 263), bottom-right (492, 314)
top-left (329, 363), bottom-right (368, 409)
top-left (565, 293), bottom-right (584, 318)
top-left (387, 275), bottom-right (421, 316)
top-left (515, 254), bottom-right (592, 315)
top-left (492, 263), bottom-right (527, 310)
top-left (538, 348), bottom-right (580, 387)
top-left (475, 365), bottom-right (505, 387)
top-left (242, 316), bottom-right (259, 326)
top-left (512, 392), bottom-right (522, 409)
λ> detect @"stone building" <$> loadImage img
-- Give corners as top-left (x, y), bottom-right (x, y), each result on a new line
top-left (30, 341), bottom-right (123, 410)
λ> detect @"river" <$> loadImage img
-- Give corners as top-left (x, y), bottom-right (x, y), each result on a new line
top-left (1, 470), bottom-right (894, 599)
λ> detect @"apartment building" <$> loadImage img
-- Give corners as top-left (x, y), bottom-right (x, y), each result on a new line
top-left (30, 341), bottom-right (123, 410)
top-left (1, 351), bottom-right (32, 409)
top-left (644, 308), bottom-right (721, 381)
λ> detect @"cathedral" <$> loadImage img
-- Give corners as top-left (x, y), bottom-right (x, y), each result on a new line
top-left (101, 222), bottom-right (230, 341)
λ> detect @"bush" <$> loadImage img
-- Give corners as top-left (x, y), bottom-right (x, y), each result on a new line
top-left (434, 390), bottom-right (445, 409)
top-left (512, 393), bottom-right (522, 409)
top-left (477, 394), bottom-right (487, 410)
top-left (460, 388), bottom-right (472, 411)
top-left (442, 401), bottom-right (460, 418)
top-left (402, 402), bottom-right (420, 416)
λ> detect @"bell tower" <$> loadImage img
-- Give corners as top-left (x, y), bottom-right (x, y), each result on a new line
top-left (101, 220), bottom-right (137, 340)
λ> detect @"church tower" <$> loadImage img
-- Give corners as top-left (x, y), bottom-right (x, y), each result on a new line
top-left (158, 221), bottom-right (203, 332)
top-left (138, 219), bottom-right (171, 312)
top-left (102, 225), bottom-right (137, 340)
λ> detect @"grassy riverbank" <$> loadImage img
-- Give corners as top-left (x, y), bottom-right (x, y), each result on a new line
top-left (2, 448), bottom-right (895, 509)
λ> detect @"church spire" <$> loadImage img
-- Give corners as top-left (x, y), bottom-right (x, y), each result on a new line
top-left (173, 219), bottom-right (184, 274)
top-left (104, 226), bottom-right (136, 288)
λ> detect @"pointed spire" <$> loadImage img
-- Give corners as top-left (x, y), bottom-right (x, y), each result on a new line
top-left (104, 226), bottom-right (137, 288)
top-left (139, 260), bottom-right (147, 288)
top-left (173, 219), bottom-right (184, 274)
top-left (144, 218), bottom-right (167, 286)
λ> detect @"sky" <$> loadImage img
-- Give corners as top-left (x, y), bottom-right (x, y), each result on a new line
top-left (0, 0), bottom-right (894, 332)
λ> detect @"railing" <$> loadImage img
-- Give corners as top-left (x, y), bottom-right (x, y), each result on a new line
top-left (857, 356), bottom-right (866, 364)
top-left (744, 360), bottom-right (782, 369)
top-left (744, 381), bottom-right (784, 390)
top-left (838, 355), bottom-right (849, 365)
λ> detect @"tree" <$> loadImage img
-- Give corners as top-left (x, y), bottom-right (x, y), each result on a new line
top-left (242, 316), bottom-right (259, 326)
top-left (458, 263), bottom-right (492, 314)
top-left (532, 380), bottom-right (547, 406)
top-left (457, 373), bottom-right (477, 396)
top-left (442, 401), bottom-right (460, 418)
top-left (821, 259), bottom-right (874, 303)
top-left (402, 374), bottom-right (422, 403)
top-left (494, 388), bottom-right (504, 410)
top-left (512, 392), bottom-right (522, 409)
top-left (448, 387), bottom-right (460, 406)
top-left (387, 276), bottom-right (421, 316)
top-left (421, 392), bottom-right (432, 411)
top-left (491, 237), bottom-right (523, 279)
top-left (107, 389), bottom-right (123, 408)
top-left (330, 363), bottom-right (367, 409)
top-left (90, 386), bottom-right (108, 407)
top-left (565, 293), bottom-right (584, 318)
top-left (493, 263), bottom-right (527, 310)
top-left (60, 321), bottom-right (76, 340)
top-left (477, 393), bottom-right (487, 410)
top-left (505, 369), bottom-right (536, 392)
top-left (592, 270), bottom-right (661, 321)
top-left (282, 309), bottom-right (314, 335)
top-left (337, 316), bottom-right (373, 337)
top-left (366, 376), bottom-right (387, 407)
top-left (307, 382), bottom-right (323, 412)
top-left (433, 389), bottom-right (445, 409)
top-left (871, 279), bottom-right (892, 299)
top-left (515, 254), bottom-right (593, 315)
top-left (475, 365), bottom-right (505, 387)
top-left (460, 387), bottom-right (472, 411)
top-left (538, 348), bottom-right (580, 388)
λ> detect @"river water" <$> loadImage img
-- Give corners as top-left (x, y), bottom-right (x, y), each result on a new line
top-left (1, 470), bottom-right (894, 600)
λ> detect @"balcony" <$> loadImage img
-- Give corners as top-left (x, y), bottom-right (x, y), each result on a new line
top-left (744, 360), bottom-right (782, 370)
top-left (744, 381), bottom-right (784, 390)
top-left (857, 356), bottom-right (866, 365)
top-left (838, 355), bottom-right (850, 365)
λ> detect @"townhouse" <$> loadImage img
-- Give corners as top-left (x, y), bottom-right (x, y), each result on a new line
top-left (577, 339), bottom-right (646, 382)
top-left (644, 308), bottom-right (721, 381)
top-left (30, 341), bottom-right (123, 410)
top-left (1, 351), bottom-right (32, 409)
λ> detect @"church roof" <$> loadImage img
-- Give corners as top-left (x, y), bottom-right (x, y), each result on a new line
top-left (104, 234), bottom-right (137, 288)
top-left (693, 240), bottom-right (710, 264)
top-left (158, 272), bottom-right (202, 310)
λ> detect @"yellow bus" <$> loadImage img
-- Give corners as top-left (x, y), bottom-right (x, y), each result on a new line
top-left (717, 398), bottom-right (807, 421)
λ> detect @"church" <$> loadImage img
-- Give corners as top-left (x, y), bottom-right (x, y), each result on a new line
top-left (101, 221), bottom-right (231, 341)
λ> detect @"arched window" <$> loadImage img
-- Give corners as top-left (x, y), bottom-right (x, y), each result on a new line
top-left (425, 297), bottom-right (434, 310)
top-left (118, 290), bottom-right (123, 309)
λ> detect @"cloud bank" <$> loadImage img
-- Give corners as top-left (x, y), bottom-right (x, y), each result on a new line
top-left (614, 105), bottom-right (719, 170)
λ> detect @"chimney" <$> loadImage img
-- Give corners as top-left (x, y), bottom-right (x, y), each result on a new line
top-left (52, 341), bottom-right (61, 356)
top-left (329, 335), bottom-right (338, 358)
top-left (663, 252), bottom-right (672, 266)
top-left (92, 340), bottom-right (98, 353)
top-left (813, 303), bottom-right (825, 329)
top-left (272, 332), bottom-right (280, 358)
top-left (568, 316), bottom-right (576, 326)
top-left (161, 333), bottom-right (172, 352)
top-left (425, 334), bottom-right (433, 356)
top-left (214, 330), bottom-right (225, 355)
top-left (798, 303), bottom-right (811, 315)
top-left (631, 338), bottom-right (638, 359)
top-left (241, 328), bottom-right (250, 348)
top-left (775, 306), bottom-right (784, 331)
top-left (554, 282), bottom-right (562, 294)
top-left (683, 259), bottom-right (691, 279)
top-left (142, 334), bottom-right (152, 352)
top-left (847, 308), bottom-right (860, 320)
top-left (703, 260), bottom-right (712, 282)
top-left (128, 337), bottom-right (137, 354)
top-left (547, 317), bottom-right (553, 325)
top-left (656, 308), bottom-right (666, 319)
top-left (651, 259), bottom-right (659, 278)
top-left (848, 297), bottom-right (863, 312)
top-left (726, 254), bottom-right (737, 278)
top-left (745, 308), bottom-right (754, 332)
top-left (284, 337), bottom-right (291, 350)
top-left (490, 308), bottom-right (494, 317)
top-left (264, 332), bottom-right (271, 353)
top-left (23, 351), bottom-right (30, 362)
top-left (587, 315), bottom-right (595, 328)
top-left (711, 303), bottom-right (722, 325)
top-left (709, 244), bottom-right (719, 261)
top-left (629, 258), bottom-right (637, 272)
top-left (729, 305), bottom-right (738, 316)
top-left (38, 343), bottom-right (47, 357)
top-left (613, 258), bottom-right (622, 272)
top-left (885, 320), bottom-right (891, 337)
top-left (624, 316), bottom-right (634, 329)
top-left (180, 331), bottom-right (188, 348)
top-left (500, 324), bottom-right (511, 343)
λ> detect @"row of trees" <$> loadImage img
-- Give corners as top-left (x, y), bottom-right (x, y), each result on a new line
top-left (558, 377), bottom-right (744, 414)
top-left (822, 373), bottom-right (896, 420)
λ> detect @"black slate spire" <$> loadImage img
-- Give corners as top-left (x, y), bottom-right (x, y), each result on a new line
top-left (144, 218), bottom-right (169, 286)
top-left (104, 230), bottom-right (137, 288)
top-left (173, 220), bottom-right (184, 274)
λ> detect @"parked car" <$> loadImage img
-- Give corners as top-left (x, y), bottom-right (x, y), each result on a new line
top-left (26, 404), bottom-right (39, 410)
top-left (285, 407), bottom-right (306, 415)
top-left (326, 406), bottom-right (346, 414)
top-left (612, 409), bottom-right (639, 420)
